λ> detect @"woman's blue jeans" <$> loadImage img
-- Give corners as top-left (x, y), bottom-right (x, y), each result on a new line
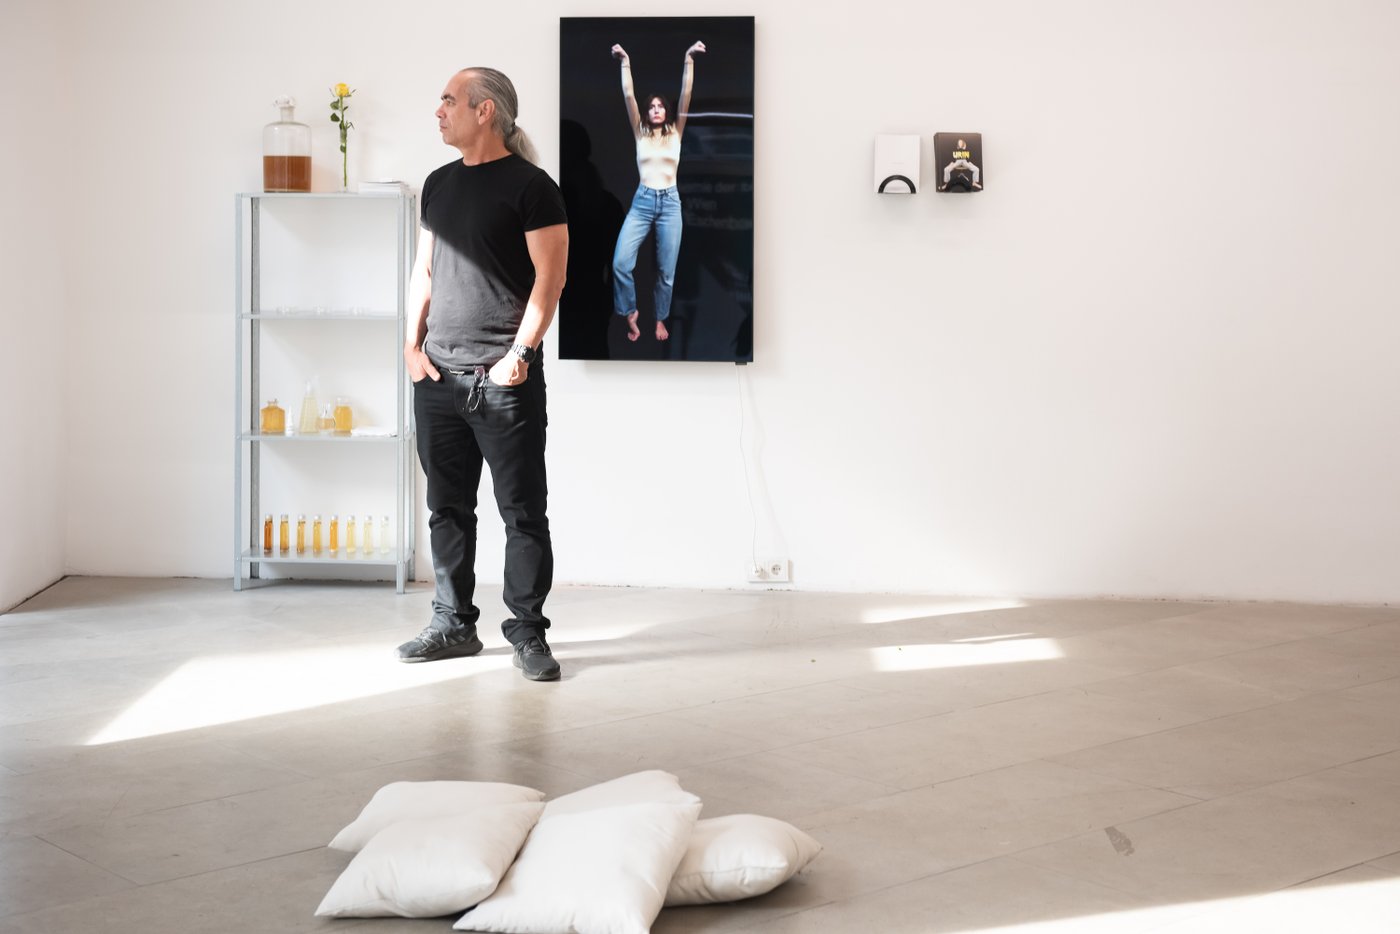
top-left (612, 184), bottom-right (682, 321)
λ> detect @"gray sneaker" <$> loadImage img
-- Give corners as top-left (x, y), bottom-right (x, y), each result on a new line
top-left (512, 636), bottom-right (561, 681)
top-left (396, 627), bottom-right (484, 663)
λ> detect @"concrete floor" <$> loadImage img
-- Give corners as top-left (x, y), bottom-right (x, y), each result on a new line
top-left (1, 577), bottom-right (1399, 932)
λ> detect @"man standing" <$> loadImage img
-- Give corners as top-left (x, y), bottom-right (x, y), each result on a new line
top-left (397, 67), bottom-right (568, 681)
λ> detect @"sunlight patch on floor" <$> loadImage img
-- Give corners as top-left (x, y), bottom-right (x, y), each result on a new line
top-left (857, 598), bottom-right (1027, 625)
top-left (966, 875), bottom-right (1400, 933)
top-left (870, 637), bottom-right (1062, 672)
top-left (85, 643), bottom-right (512, 745)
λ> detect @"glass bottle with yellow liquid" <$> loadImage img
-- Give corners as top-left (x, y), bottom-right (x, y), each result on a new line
top-left (295, 515), bottom-right (307, 555)
top-left (262, 514), bottom-right (273, 555)
top-left (361, 512), bottom-right (373, 557)
top-left (316, 404), bottom-right (336, 433)
top-left (328, 515), bottom-right (340, 555)
top-left (312, 515), bottom-right (324, 556)
top-left (260, 399), bottom-right (286, 435)
top-left (278, 514), bottom-right (290, 554)
top-left (344, 515), bottom-right (357, 556)
top-left (333, 397), bottom-right (353, 435)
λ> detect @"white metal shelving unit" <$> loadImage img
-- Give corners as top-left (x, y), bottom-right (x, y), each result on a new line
top-left (233, 191), bottom-right (417, 592)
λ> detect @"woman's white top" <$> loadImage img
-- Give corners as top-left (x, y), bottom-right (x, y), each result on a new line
top-left (636, 130), bottom-right (682, 190)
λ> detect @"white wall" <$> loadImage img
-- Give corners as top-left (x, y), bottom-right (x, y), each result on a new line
top-left (36, 0), bottom-right (1400, 604)
top-left (0, 1), bottom-right (69, 611)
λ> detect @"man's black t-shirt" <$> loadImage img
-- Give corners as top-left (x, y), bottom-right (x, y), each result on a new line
top-left (421, 154), bottom-right (567, 367)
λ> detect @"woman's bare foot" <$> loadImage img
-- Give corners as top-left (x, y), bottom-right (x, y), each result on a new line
top-left (626, 310), bottom-right (641, 342)
top-left (656, 320), bottom-right (669, 341)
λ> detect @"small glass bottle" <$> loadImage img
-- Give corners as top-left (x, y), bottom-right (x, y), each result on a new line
top-left (361, 513), bottom-right (373, 557)
top-left (263, 96), bottom-right (311, 193)
top-left (260, 399), bottom-right (285, 435)
top-left (262, 514), bottom-right (273, 555)
top-left (333, 397), bottom-right (353, 434)
top-left (379, 515), bottom-right (391, 555)
top-left (345, 515), bottom-right (357, 555)
top-left (278, 513), bottom-right (290, 554)
top-left (328, 514), bottom-right (340, 555)
top-left (296, 514), bottom-right (307, 555)
top-left (316, 403), bottom-right (336, 433)
top-left (312, 515), bottom-right (323, 556)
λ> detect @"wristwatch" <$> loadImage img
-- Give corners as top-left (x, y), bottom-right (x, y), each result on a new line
top-left (510, 342), bottom-right (536, 364)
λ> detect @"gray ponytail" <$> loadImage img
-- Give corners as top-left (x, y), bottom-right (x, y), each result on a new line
top-left (464, 67), bottom-right (539, 164)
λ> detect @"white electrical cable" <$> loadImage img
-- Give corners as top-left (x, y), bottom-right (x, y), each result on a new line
top-left (737, 365), bottom-right (759, 573)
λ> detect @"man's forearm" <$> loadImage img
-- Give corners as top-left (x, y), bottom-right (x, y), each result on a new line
top-left (513, 280), bottom-right (563, 350)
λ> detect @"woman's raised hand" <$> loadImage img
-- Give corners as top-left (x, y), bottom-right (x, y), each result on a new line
top-left (611, 44), bottom-right (629, 64)
top-left (685, 41), bottom-right (707, 60)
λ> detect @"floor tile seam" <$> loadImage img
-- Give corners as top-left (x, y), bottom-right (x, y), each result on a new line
top-left (673, 697), bottom-right (967, 752)
top-left (1330, 749), bottom-right (1400, 776)
top-left (1188, 631), bottom-right (1400, 673)
top-left (711, 899), bottom-right (840, 932)
top-left (998, 851), bottom-right (1218, 913)
top-left (1051, 675), bottom-right (1397, 754)
top-left (1286, 859), bottom-right (1382, 888)
top-left (1067, 680), bottom-right (1293, 737)
top-left (1007, 845), bottom-right (1400, 915)
top-left (652, 673), bottom-right (864, 720)
top-left (1038, 757), bottom-right (1214, 805)
top-left (1259, 754), bottom-right (1400, 798)
top-left (27, 832), bottom-right (146, 888)
top-left (205, 738), bottom-right (323, 782)
top-left (686, 746), bottom-right (908, 798)
top-left (1038, 755), bottom-right (1400, 830)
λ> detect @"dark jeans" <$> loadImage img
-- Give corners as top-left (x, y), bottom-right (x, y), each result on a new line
top-left (413, 364), bottom-right (552, 646)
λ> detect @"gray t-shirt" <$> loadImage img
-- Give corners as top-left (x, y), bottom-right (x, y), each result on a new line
top-left (420, 155), bottom-right (567, 367)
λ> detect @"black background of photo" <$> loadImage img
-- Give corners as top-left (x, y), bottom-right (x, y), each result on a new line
top-left (933, 132), bottom-right (985, 192)
top-left (558, 16), bottom-right (754, 362)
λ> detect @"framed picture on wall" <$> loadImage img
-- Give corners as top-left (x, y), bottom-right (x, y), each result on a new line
top-left (558, 16), bottom-right (755, 362)
top-left (934, 132), bottom-right (984, 192)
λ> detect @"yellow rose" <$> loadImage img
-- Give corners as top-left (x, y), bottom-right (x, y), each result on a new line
top-left (333, 83), bottom-right (351, 98)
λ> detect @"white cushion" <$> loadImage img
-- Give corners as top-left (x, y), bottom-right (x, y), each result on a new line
top-left (455, 772), bottom-right (703, 934)
top-left (328, 781), bottom-right (544, 852)
top-left (316, 802), bottom-right (544, 918)
top-left (543, 769), bottom-right (696, 815)
top-left (664, 814), bottom-right (823, 906)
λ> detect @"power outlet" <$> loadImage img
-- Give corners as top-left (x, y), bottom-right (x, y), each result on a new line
top-left (747, 556), bottom-right (791, 584)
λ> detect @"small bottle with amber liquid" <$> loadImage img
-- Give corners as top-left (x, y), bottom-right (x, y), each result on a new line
top-left (263, 96), bottom-right (311, 193)
top-left (328, 515), bottom-right (340, 556)
top-left (262, 514), bottom-right (273, 555)
top-left (345, 515), bottom-right (357, 556)
top-left (296, 515), bottom-right (307, 555)
top-left (312, 515), bottom-right (324, 556)
top-left (278, 514), bottom-right (290, 555)
top-left (260, 399), bottom-right (286, 435)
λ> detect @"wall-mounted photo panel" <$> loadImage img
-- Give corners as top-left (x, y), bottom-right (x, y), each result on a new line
top-left (874, 135), bottom-right (920, 194)
top-left (559, 16), bottom-right (755, 363)
top-left (934, 132), bottom-right (984, 192)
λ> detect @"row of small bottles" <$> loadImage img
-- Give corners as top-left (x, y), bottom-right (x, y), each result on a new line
top-left (261, 382), bottom-right (353, 435)
top-left (262, 514), bottom-right (393, 557)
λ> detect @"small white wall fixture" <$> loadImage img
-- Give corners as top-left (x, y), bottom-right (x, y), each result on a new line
top-left (874, 134), bottom-right (920, 194)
